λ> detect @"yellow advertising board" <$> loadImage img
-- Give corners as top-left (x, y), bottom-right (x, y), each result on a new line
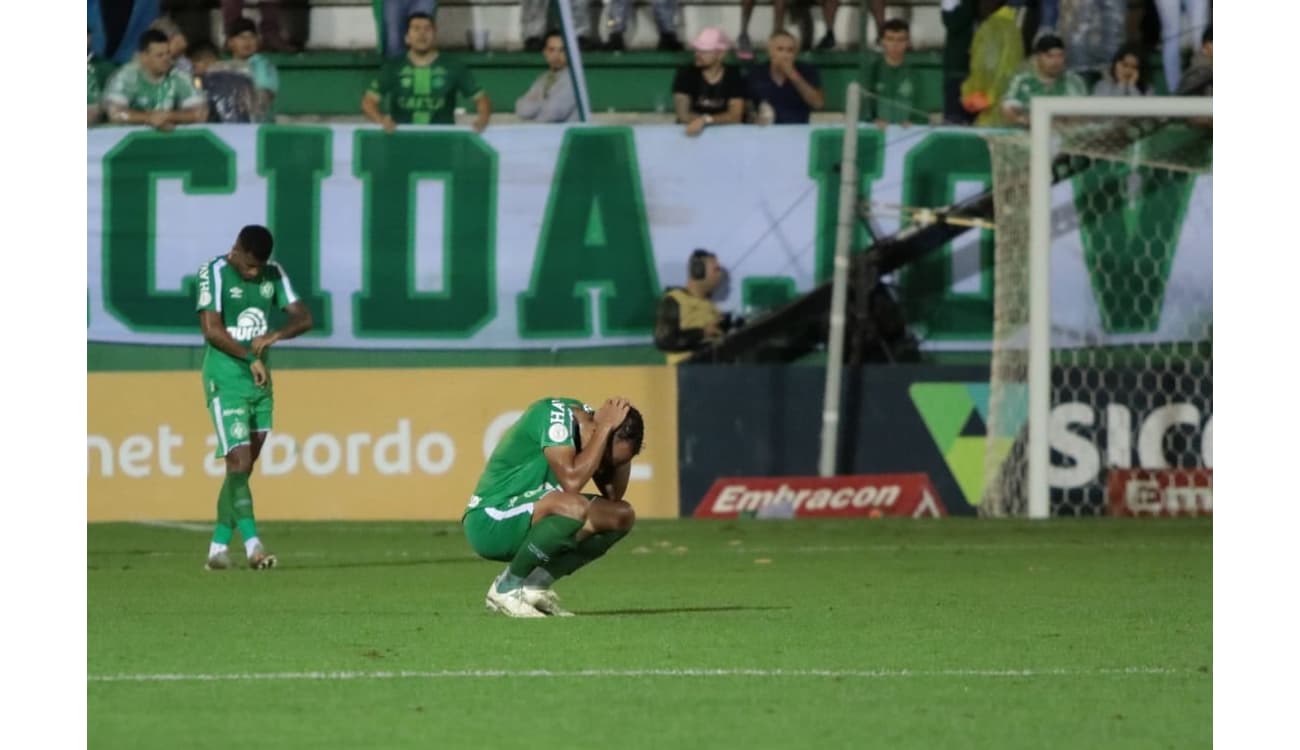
top-left (87, 367), bottom-right (679, 521)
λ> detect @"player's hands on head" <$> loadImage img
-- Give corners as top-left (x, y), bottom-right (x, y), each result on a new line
top-left (251, 332), bottom-right (280, 357)
top-left (250, 359), bottom-right (269, 387)
top-left (594, 397), bottom-right (631, 429)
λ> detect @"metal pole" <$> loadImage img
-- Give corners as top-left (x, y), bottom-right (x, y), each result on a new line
top-left (818, 82), bottom-right (862, 478)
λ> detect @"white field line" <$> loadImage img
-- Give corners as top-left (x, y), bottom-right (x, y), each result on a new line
top-left (88, 667), bottom-right (1199, 684)
top-left (132, 521), bottom-right (212, 533)
top-left (761, 542), bottom-right (1212, 553)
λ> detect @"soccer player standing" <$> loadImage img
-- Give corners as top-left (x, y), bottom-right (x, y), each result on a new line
top-left (463, 397), bottom-right (643, 617)
top-left (196, 225), bottom-right (313, 570)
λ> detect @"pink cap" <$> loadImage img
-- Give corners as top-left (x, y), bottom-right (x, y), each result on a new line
top-left (691, 26), bottom-right (732, 53)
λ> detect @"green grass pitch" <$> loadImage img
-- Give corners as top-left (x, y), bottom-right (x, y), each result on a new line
top-left (88, 518), bottom-right (1211, 749)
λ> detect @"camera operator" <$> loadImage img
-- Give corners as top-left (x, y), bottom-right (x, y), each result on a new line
top-left (654, 249), bottom-right (740, 364)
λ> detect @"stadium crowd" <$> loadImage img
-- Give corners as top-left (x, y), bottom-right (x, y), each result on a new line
top-left (87, 0), bottom-right (1211, 129)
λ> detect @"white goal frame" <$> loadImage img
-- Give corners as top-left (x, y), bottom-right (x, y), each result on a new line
top-left (1025, 96), bottom-right (1213, 518)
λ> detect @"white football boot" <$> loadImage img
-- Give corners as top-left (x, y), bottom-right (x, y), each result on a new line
top-left (485, 573), bottom-right (546, 618)
top-left (522, 587), bottom-right (575, 617)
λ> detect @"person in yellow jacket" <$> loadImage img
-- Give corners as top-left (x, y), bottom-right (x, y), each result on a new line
top-left (960, 0), bottom-right (1025, 127)
top-left (654, 250), bottom-right (726, 365)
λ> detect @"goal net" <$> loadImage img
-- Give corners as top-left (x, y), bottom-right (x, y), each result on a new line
top-left (982, 97), bottom-right (1213, 517)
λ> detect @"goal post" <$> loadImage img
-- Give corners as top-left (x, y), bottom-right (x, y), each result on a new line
top-left (985, 96), bottom-right (1213, 519)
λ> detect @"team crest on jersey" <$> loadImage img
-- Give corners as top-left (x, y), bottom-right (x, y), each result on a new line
top-left (548, 423), bottom-right (569, 443)
top-left (198, 291), bottom-right (212, 307)
top-left (227, 308), bottom-right (268, 341)
top-left (260, 281), bottom-right (274, 299)
top-left (230, 287), bottom-right (244, 300)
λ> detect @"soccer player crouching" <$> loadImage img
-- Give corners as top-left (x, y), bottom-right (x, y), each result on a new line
top-left (463, 397), bottom-right (643, 617)
top-left (196, 225), bottom-right (313, 571)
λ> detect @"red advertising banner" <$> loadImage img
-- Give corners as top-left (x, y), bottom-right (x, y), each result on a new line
top-left (693, 474), bottom-right (946, 519)
top-left (1106, 469), bottom-right (1213, 517)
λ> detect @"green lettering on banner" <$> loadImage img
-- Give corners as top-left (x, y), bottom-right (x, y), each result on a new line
top-left (352, 130), bottom-right (496, 337)
top-left (1073, 162), bottom-right (1194, 333)
top-left (807, 129), bottom-right (885, 283)
top-left (900, 132), bottom-right (995, 340)
top-left (102, 130), bottom-right (236, 332)
top-left (258, 127), bottom-right (333, 335)
top-left (518, 128), bottom-right (660, 337)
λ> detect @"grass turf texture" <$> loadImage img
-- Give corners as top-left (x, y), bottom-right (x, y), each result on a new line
top-left (88, 519), bottom-right (1211, 748)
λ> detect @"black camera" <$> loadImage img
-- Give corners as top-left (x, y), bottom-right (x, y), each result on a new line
top-left (719, 312), bottom-right (746, 334)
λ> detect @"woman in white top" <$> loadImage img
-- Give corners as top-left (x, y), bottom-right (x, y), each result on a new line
top-left (1092, 44), bottom-right (1150, 97)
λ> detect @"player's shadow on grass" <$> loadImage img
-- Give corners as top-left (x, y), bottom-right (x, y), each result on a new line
top-left (578, 605), bottom-right (791, 616)
top-left (282, 556), bottom-right (483, 571)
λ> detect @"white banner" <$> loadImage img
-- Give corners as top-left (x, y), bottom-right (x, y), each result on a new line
top-left (87, 124), bottom-right (1211, 350)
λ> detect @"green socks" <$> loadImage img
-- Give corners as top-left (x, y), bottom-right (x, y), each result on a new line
top-left (227, 471), bottom-right (258, 542)
top-left (543, 529), bottom-right (630, 581)
top-left (211, 474), bottom-right (236, 545)
top-left (506, 515), bottom-right (584, 580)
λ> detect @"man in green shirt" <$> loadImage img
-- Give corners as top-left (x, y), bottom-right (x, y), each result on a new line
top-left (860, 19), bottom-right (927, 127)
top-left (103, 29), bottom-right (208, 130)
top-left (462, 397), bottom-right (643, 617)
top-left (361, 12), bottom-right (492, 132)
top-left (196, 225), bottom-right (314, 571)
top-left (1001, 34), bottom-right (1089, 128)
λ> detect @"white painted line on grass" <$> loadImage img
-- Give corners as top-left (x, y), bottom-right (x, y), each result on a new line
top-left (132, 521), bottom-right (212, 533)
top-left (88, 667), bottom-right (1199, 684)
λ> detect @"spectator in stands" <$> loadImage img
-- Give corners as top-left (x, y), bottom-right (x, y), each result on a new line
top-left (191, 42), bottom-right (260, 123)
top-left (865, 0), bottom-right (888, 45)
top-left (148, 16), bottom-right (192, 76)
top-left (515, 31), bottom-right (579, 123)
top-left (88, 31), bottom-right (103, 127)
top-left (861, 19), bottom-right (925, 127)
top-left (814, 1), bottom-right (845, 51)
top-left (1175, 25), bottom-right (1211, 96)
top-left (378, 1), bottom-right (436, 58)
top-left (747, 30), bottom-right (824, 125)
top-left (1155, 0), bottom-right (1209, 93)
top-left (1057, 0), bottom-right (1126, 73)
top-left (223, 0), bottom-right (298, 52)
top-left (604, 0), bottom-right (683, 51)
top-left (522, 1), bottom-right (596, 52)
top-left (941, 0), bottom-right (976, 125)
top-left (1007, 0), bottom-right (1061, 48)
top-left (362, 13), bottom-right (493, 132)
top-left (1001, 34), bottom-right (1088, 127)
top-left (673, 27), bottom-right (747, 137)
top-left (90, 0), bottom-right (161, 64)
top-left (103, 29), bottom-right (209, 129)
top-left (735, 0), bottom-right (784, 60)
top-left (960, 0), bottom-right (1024, 127)
top-left (654, 250), bottom-right (727, 365)
top-left (1092, 43), bottom-right (1149, 96)
top-left (225, 17), bottom-right (280, 121)
top-left (737, 0), bottom-right (856, 58)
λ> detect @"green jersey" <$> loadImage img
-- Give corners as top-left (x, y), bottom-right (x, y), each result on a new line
top-left (194, 256), bottom-right (300, 386)
top-left (103, 60), bottom-right (205, 112)
top-left (468, 397), bottom-right (590, 513)
top-left (367, 54), bottom-right (482, 124)
top-left (861, 58), bottom-right (923, 124)
top-left (1003, 69), bottom-right (1089, 114)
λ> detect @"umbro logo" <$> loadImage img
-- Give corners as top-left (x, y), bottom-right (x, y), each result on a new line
top-left (230, 287), bottom-right (244, 299)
